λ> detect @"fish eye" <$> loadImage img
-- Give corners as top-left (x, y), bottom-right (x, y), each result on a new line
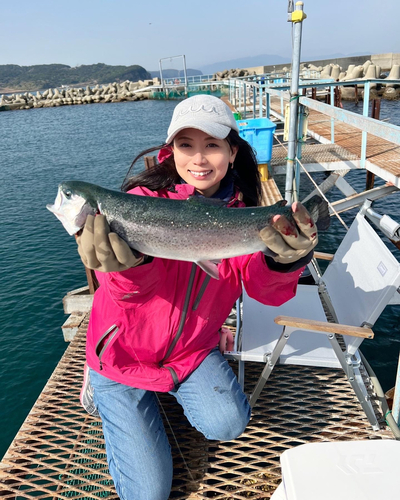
top-left (63, 189), bottom-right (72, 199)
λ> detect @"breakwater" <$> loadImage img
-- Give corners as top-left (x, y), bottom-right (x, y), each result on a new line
top-left (302, 60), bottom-right (400, 100)
top-left (2, 57), bottom-right (399, 112)
top-left (0, 68), bottom-right (257, 112)
top-left (0, 78), bottom-right (159, 111)
top-left (248, 53), bottom-right (400, 101)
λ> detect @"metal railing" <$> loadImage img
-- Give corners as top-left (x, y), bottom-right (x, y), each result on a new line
top-left (229, 76), bottom-right (400, 155)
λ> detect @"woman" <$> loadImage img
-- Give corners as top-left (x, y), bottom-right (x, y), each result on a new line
top-left (77, 95), bottom-right (317, 500)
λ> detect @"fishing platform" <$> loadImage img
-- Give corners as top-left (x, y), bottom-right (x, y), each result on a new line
top-left (1, 87), bottom-right (400, 497)
top-left (2, 4), bottom-right (400, 497)
top-left (0, 314), bottom-right (393, 499)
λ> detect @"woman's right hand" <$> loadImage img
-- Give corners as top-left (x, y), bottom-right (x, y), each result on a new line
top-left (76, 215), bottom-right (144, 272)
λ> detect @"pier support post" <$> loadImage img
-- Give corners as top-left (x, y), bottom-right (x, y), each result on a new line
top-left (285, 1), bottom-right (307, 203)
top-left (366, 99), bottom-right (381, 190)
top-left (392, 354), bottom-right (400, 427)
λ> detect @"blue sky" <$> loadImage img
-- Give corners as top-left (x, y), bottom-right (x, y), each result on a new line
top-left (1, 0), bottom-right (398, 71)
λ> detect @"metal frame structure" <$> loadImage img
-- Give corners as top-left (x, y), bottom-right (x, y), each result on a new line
top-left (158, 55), bottom-right (188, 93)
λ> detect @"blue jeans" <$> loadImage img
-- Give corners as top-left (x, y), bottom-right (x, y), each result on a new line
top-left (90, 348), bottom-right (251, 500)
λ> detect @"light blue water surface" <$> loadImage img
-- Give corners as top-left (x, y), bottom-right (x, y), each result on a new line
top-left (0, 100), bottom-right (177, 458)
top-left (0, 98), bottom-right (399, 459)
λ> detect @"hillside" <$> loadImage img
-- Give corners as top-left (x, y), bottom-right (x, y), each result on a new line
top-left (0, 63), bottom-right (151, 92)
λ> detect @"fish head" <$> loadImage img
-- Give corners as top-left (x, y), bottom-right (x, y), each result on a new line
top-left (46, 182), bottom-right (97, 235)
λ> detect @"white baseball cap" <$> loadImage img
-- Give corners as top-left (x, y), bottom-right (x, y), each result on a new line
top-left (166, 95), bottom-right (239, 144)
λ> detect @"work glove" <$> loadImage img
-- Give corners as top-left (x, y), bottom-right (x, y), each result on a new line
top-left (260, 201), bottom-right (318, 268)
top-left (76, 214), bottom-right (144, 272)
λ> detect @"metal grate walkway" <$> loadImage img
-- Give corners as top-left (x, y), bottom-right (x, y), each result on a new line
top-left (0, 316), bottom-right (392, 499)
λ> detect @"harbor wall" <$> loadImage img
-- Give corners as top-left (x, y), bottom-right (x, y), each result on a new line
top-left (248, 53), bottom-right (400, 74)
top-left (0, 79), bottom-right (159, 111)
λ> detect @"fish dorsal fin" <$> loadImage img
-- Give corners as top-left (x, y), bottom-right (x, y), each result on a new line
top-left (186, 196), bottom-right (227, 208)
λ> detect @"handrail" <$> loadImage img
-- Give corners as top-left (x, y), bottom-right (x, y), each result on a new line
top-left (298, 95), bottom-right (400, 146)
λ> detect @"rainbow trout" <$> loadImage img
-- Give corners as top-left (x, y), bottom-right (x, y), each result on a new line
top-left (47, 180), bottom-right (330, 279)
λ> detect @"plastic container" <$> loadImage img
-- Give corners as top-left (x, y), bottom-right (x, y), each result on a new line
top-left (237, 117), bottom-right (276, 163)
top-left (277, 440), bottom-right (400, 500)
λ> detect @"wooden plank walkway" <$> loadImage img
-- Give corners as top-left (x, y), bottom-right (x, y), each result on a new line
top-left (0, 316), bottom-right (393, 499)
top-left (270, 96), bottom-right (400, 187)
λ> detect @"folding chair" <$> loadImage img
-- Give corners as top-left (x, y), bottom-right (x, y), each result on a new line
top-left (226, 210), bottom-right (400, 430)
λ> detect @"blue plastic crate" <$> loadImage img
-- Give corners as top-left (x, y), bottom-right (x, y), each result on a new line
top-left (237, 118), bottom-right (276, 163)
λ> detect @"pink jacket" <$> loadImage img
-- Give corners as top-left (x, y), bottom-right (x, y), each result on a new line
top-left (86, 184), bottom-right (304, 392)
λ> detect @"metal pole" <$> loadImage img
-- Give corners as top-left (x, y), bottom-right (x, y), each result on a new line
top-left (330, 85), bottom-right (335, 143)
top-left (182, 55), bottom-right (188, 96)
top-left (285, 1), bottom-right (307, 203)
top-left (243, 83), bottom-right (247, 118)
top-left (159, 59), bottom-right (164, 90)
top-left (392, 352), bottom-right (400, 426)
top-left (361, 80), bottom-right (370, 168)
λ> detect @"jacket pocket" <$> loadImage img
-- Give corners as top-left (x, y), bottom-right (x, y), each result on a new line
top-left (95, 324), bottom-right (119, 370)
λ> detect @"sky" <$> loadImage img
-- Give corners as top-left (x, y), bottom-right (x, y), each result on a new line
top-left (1, 0), bottom-right (398, 71)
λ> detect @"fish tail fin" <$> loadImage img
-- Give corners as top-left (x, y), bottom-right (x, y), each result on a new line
top-left (304, 195), bottom-right (330, 231)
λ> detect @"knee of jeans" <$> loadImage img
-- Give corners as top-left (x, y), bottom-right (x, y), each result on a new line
top-left (112, 462), bottom-right (172, 500)
top-left (204, 409), bottom-right (251, 441)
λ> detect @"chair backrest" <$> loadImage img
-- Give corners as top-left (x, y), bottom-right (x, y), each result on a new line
top-left (322, 213), bottom-right (400, 329)
top-left (241, 212), bottom-right (400, 368)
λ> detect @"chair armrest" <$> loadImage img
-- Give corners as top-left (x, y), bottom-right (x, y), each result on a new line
top-left (314, 251), bottom-right (334, 261)
top-left (274, 315), bottom-right (374, 339)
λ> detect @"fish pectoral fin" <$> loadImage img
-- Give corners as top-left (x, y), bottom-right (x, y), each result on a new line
top-left (196, 260), bottom-right (220, 280)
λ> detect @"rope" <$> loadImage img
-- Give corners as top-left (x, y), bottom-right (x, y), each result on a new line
top-left (274, 133), bottom-right (349, 230)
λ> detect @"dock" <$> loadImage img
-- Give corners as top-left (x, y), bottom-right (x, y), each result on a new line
top-left (1, 87), bottom-right (399, 498)
top-left (0, 316), bottom-right (392, 499)
top-left (269, 95), bottom-right (400, 188)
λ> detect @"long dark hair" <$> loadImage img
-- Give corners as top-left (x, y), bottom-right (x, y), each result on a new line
top-left (121, 130), bottom-right (262, 206)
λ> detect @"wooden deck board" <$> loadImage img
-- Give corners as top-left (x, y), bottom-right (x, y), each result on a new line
top-left (270, 96), bottom-right (400, 185)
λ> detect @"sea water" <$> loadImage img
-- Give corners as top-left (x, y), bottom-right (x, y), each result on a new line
top-left (0, 98), bottom-right (399, 459)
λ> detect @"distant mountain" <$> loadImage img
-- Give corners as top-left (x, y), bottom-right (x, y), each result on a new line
top-left (149, 68), bottom-right (202, 79)
top-left (0, 63), bottom-right (151, 92)
top-left (197, 54), bottom-right (290, 75)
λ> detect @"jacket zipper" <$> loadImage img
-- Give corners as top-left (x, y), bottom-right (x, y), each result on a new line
top-left (159, 263), bottom-right (197, 385)
top-left (95, 324), bottom-right (119, 370)
top-left (192, 274), bottom-right (211, 311)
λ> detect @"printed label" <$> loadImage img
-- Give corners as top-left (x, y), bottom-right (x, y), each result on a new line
top-left (377, 261), bottom-right (387, 276)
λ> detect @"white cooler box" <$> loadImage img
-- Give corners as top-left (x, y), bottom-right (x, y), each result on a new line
top-left (271, 440), bottom-right (400, 500)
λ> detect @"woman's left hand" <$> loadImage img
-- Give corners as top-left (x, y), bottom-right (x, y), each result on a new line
top-left (219, 327), bottom-right (234, 354)
top-left (259, 201), bottom-right (318, 264)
